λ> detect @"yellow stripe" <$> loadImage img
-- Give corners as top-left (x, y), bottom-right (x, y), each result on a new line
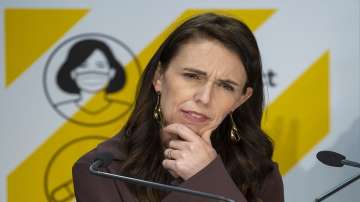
top-left (5, 9), bottom-right (88, 87)
top-left (262, 51), bottom-right (330, 175)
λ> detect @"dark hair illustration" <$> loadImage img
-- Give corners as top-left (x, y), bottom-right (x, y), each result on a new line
top-left (57, 39), bottom-right (126, 94)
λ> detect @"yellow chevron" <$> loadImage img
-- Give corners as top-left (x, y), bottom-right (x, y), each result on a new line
top-left (262, 51), bottom-right (330, 175)
top-left (5, 8), bottom-right (88, 87)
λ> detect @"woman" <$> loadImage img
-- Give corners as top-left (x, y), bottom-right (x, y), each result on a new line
top-left (73, 13), bottom-right (284, 202)
top-left (56, 39), bottom-right (131, 124)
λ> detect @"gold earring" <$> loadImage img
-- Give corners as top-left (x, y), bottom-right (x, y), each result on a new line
top-left (154, 92), bottom-right (164, 125)
top-left (230, 113), bottom-right (241, 143)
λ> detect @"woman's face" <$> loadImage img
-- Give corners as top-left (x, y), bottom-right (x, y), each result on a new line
top-left (153, 39), bottom-right (253, 139)
top-left (71, 49), bottom-right (115, 93)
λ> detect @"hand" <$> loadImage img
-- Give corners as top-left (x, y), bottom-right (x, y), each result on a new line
top-left (162, 123), bottom-right (217, 180)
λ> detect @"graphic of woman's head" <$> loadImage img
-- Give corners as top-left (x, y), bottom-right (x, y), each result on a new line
top-left (57, 39), bottom-right (126, 94)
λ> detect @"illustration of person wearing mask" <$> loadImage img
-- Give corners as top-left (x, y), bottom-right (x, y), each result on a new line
top-left (55, 39), bottom-right (131, 125)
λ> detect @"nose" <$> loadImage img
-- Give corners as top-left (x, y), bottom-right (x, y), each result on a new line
top-left (194, 82), bottom-right (213, 105)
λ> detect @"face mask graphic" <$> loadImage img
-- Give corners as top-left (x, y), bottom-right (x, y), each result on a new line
top-left (72, 70), bottom-right (115, 93)
top-left (70, 50), bottom-right (117, 93)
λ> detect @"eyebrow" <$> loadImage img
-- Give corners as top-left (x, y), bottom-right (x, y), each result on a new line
top-left (182, 67), bottom-right (241, 87)
top-left (183, 67), bottom-right (207, 76)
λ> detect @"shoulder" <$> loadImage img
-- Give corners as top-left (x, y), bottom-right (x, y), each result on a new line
top-left (72, 133), bottom-right (129, 202)
top-left (259, 162), bottom-right (284, 202)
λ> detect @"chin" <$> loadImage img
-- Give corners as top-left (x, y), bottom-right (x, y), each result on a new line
top-left (184, 124), bottom-right (206, 136)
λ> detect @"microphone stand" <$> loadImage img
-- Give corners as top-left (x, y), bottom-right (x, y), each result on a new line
top-left (90, 160), bottom-right (235, 202)
top-left (342, 160), bottom-right (360, 168)
top-left (314, 173), bottom-right (360, 202)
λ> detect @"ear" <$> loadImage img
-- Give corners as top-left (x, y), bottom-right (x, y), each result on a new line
top-left (232, 87), bottom-right (253, 111)
top-left (152, 63), bottom-right (163, 92)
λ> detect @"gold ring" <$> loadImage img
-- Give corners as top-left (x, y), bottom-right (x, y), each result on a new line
top-left (168, 150), bottom-right (172, 159)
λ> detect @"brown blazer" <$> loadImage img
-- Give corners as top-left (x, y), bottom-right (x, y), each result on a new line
top-left (72, 134), bottom-right (284, 202)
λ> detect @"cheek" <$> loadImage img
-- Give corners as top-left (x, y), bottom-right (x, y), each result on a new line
top-left (209, 112), bottom-right (228, 130)
top-left (210, 100), bottom-right (237, 126)
top-left (160, 85), bottom-right (195, 124)
top-left (159, 83), bottom-right (180, 123)
top-left (160, 95), bottom-right (173, 123)
top-left (215, 112), bottom-right (229, 123)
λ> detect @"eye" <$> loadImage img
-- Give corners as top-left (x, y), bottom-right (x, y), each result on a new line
top-left (183, 72), bottom-right (201, 80)
top-left (219, 82), bottom-right (235, 92)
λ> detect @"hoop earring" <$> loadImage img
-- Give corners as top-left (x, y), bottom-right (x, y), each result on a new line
top-left (230, 113), bottom-right (241, 143)
top-left (154, 92), bottom-right (164, 126)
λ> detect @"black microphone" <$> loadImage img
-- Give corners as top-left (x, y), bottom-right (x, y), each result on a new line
top-left (314, 150), bottom-right (360, 202)
top-left (89, 152), bottom-right (235, 202)
top-left (317, 150), bottom-right (360, 168)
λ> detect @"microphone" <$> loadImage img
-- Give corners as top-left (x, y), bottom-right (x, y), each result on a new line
top-left (317, 150), bottom-right (360, 168)
top-left (89, 152), bottom-right (235, 202)
top-left (314, 150), bottom-right (360, 202)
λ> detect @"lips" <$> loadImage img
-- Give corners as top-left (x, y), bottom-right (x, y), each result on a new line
top-left (180, 109), bottom-right (210, 124)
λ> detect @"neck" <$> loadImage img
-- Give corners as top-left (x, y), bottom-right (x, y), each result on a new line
top-left (77, 90), bottom-right (96, 105)
top-left (76, 91), bottom-right (110, 113)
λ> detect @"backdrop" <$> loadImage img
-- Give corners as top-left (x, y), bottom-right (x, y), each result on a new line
top-left (0, 0), bottom-right (359, 201)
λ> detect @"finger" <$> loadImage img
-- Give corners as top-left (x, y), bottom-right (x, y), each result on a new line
top-left (161, 127), bottom-right (180, 146)
top-left (164, 148), bottom-right (172, 159)
top-left (168, 169), bottom-right (180, 178)
top-left (164, 148), bottom-right (182, 160)
top-left (162, 159), bottom-right (177, 171)
top-left (168, 139), bottom-right (187, 150)
top-left (162, 159), bottom-right (181, 178)
top-left (163, 123), bottom-right (200, 142)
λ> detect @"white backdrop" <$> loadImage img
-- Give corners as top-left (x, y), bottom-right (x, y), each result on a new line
top-left (0, 0), bottom-right (359, 201)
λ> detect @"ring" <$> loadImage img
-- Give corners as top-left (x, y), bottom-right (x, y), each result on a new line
top-left (167, 150), bottom-right (173, 159)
